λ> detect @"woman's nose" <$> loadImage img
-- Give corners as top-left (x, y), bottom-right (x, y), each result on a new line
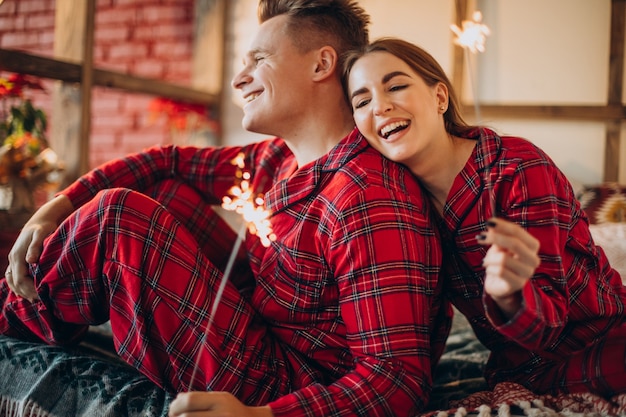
top-left (372, 96), bottom-right (392, 116)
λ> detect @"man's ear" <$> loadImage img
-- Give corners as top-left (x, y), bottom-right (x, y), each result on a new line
top-left (312, 46), bottom-right (338, 82)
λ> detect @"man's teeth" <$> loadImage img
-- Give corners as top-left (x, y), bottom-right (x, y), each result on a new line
top-left (246, 93), bottom-right (260, 102)
top-left (380, 121), bottom-right (409, 138)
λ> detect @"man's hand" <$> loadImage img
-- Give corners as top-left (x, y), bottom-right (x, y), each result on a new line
top-left (5, 194), bottom-right (74, 302)
top-left (477, 217), bottom-right (540, 318)
top-left (168, 392), bottom-right (274, 417)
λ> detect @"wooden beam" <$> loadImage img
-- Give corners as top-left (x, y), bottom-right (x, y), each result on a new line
top-left (605, 0), bottom-right (626, 182)
top-left (192, 0), bottom-right (228, 145)
top-left (78, 0), bottom-right (95, 176)
top-left (608, 0), bottom-right (625, 104)
top-left (52, 0), bottom-right (88, 186)
top-left (605, 121), bottom-right (621, 182)
top-left (451, 0), bottom-right (469, 98)
top-left (0, 48), bottom-right (218, 105)
top-left (461, 104), bottom-right (626, 121)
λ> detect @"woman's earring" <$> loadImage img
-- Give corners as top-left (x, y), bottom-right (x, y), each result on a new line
top-left (440, 105), bottom-right (446, 112)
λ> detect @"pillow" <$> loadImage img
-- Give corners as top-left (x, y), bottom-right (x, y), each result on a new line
top-left (577, 183), bottom-right (626, 224)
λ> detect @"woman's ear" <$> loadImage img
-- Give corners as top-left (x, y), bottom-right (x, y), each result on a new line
top-left (312, 46), bottom-right (338, 82)
top-left (435, 82), bottom-right (449, 109)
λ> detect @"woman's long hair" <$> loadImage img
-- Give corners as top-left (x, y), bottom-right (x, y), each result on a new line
top-left (342, 37), bottom-right (478, 137)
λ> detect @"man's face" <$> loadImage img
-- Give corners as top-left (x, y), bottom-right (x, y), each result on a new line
top-left (232, 15), bottom-right (315, 137)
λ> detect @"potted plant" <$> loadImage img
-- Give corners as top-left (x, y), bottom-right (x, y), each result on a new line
top-left (0, 73), bottom-right (61, 216)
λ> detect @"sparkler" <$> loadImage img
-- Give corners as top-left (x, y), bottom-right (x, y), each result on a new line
top-left (450, 10), bottom-right (490, 122)
top-left (187, 152), bottom-right (275, 390)
top-left (451, 10), bottom-right (495, 217)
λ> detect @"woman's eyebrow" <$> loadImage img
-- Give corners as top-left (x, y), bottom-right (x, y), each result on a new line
top-left (350, 86), bottom-right (369, 100)
top-left (382, 71), bottom-right (410, 84)
top-left (350, 70), bottom-right (412, 100)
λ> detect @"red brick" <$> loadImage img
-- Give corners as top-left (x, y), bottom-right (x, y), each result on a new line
top-left (132, 60), bottom-right (166, 79)
top-left (0, 16), bottom-right (16, 31)
top-left (91, 96), bottom-right (125, 114)
top-left (121, 93), bottom-right (153, 112)
top-left (154, 40), bottom-right (191, 58)
top-left (119, 129), bottom-right (168, 151)
top-left (92, 113), bottom-right (136, 131)
top-left (1, 32), bottom-right (40, 48)
top-left (12, 15), bottom-right (27, 31)
top-left (16, 0), bottom-right (55, 14)
top-left (0, 1), bottom-right (17, 16)
top-left (26, 14), bottom-right (55, 29)
top-left (115, 0), bottom-right (161, 6)
top-left (108, 43), bottom-right (149, 60)
top-left (95, 26), bottom-right (131, 43)
top-left (95, 8), bottom-right (138, 26)
top-left (138, 5), bottom-right (190, 23)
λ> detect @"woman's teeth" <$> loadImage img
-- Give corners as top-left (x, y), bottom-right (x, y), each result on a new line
top-left (379, 121), bottom-right (409, 139)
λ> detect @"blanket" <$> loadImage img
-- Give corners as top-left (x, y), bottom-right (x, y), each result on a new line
top-left (0, 314), bottom-right (623, 417)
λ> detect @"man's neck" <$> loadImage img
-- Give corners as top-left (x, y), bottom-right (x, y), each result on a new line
top-left (284, 121), bottom-right (354, 167)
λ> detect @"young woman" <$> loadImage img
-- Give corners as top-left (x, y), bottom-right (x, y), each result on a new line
top-left (343, 37), bottom-right (626, 397)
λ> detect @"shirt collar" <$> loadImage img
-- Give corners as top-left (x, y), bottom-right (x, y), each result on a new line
top-left (266, 127), bottom-right (367, 212)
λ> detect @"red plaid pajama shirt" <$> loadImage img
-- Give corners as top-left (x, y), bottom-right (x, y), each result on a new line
top-left (440, 127), bottom-right (626, 397)
top-left (0, 129), bottom-right (451, 417)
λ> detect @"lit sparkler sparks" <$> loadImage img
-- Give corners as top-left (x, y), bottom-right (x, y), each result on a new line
top-left (188, 152), bottom-right (275, 390)
top-left (221, 153), bottom-right (276, 247)
top-left (450, 11), bottom-right (490, 54)
top-left (450, 10), bottom-right (490, 121)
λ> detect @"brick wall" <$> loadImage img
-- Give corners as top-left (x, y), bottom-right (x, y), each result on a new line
top-left (0, 0), bottom-right (195, 169)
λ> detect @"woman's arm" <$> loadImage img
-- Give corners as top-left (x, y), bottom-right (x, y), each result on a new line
top-left (6, 194), bottom-right (74, 301)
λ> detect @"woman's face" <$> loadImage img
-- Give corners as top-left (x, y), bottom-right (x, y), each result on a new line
top-left (348, 51), bottom-right (447, 171)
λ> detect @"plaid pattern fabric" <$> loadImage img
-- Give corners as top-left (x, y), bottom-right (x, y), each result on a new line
top-left (439, 127), bottom-right (626, 396)
top-left (0, 129), bottom-right (450, 417)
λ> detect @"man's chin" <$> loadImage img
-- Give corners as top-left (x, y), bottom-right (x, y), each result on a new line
top-left (242, 117), bottom-right (275, 137)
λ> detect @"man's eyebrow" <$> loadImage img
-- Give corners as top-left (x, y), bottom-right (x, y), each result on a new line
top-left (350, 71), bottom-right (411, 100)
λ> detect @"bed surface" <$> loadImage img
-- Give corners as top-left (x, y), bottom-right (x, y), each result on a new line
top-left (0, 313), bottom-right (487, 417)
top-left (1, 302), bottom-right (625, 416)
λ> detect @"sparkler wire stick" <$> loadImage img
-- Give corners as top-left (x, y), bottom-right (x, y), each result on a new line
top-left (451, 10), bottom-right (494, 216)
top-left (187, 220), bottom-right (247, 391)
top-left (464, 47), bottom-right (481, 124)
top-left (186, 152), bottom-right (275, 391)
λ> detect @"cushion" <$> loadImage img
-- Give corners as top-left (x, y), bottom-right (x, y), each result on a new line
top-left (577, 183), bottom-right (626, 224)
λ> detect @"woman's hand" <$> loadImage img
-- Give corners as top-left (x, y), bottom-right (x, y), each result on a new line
top-left (476, 217), bottom-right (540, 318)
top-left (5, 194), bottom-right (74, 302)
top-left (168, 392), bottom-right (274, 417)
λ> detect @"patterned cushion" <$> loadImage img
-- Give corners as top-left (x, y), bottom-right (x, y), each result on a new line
top-left (577, 183), bottom-right (626, 224)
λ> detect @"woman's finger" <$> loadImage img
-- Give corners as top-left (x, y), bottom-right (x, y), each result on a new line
top-left (486, 218), bottom-right (540, 252)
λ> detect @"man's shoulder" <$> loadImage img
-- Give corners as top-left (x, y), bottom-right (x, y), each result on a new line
top-left (324, 143), bottom-right (424, 204)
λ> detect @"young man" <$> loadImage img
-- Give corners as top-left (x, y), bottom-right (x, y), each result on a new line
top-left (1, 1), bottom-right (448, 416)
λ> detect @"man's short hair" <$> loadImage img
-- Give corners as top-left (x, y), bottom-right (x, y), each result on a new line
top-left (257, 0), bottom-right (370, 59)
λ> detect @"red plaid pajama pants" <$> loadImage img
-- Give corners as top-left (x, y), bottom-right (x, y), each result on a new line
top-left (0, 180), bottom-right (291, 403)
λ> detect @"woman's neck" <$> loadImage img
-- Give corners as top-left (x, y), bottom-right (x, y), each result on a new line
top-left (416, 135), bottom-right (477, 215)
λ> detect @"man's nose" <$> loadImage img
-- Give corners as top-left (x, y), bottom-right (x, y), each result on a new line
top-left (231, 67), bottom-right (252, 90)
